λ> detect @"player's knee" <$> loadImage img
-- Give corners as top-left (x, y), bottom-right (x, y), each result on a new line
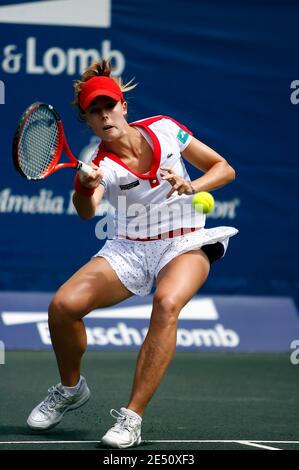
top-left (48, 292), bottom-right (81, 325)
top-left (152, 293), bottom-right (180, 327)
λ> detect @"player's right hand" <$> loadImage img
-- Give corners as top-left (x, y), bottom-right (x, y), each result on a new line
top-left (78, 162), bottom-right (104, 189)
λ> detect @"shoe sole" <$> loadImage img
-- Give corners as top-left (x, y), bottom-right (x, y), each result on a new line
top-left (101, 435), bottom-right (142, 449)
top-left (27, 389), bottom-right (91, 432)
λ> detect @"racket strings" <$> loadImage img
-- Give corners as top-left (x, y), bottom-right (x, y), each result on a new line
top-left (18, 106), bottom-right (59, 179)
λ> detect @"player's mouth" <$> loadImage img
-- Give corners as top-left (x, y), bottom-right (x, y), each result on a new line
top-left (102, 125), bottom-right (114, 132)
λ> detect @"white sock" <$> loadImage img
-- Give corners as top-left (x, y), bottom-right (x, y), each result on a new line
top-left (61, 376), bottom-right (82, 394)
top-left (122, 407), bottom-right (142, 422)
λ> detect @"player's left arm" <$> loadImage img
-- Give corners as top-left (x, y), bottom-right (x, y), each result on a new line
top-left (182, 136), bottom-right (236, 192)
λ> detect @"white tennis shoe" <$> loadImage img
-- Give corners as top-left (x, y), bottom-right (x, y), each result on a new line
top-left (101, 407), bottom-right (142, 448)
top-left (27, 376), bottom-right (90, 431)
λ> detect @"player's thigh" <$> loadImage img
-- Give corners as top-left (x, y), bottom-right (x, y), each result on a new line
top-left (155, 250), bottom-right (210, 310)
top-left (53, 256), bottom-right (134, 316)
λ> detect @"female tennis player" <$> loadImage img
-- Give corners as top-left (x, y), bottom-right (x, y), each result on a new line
top-left (27, 60), bottom-right (238, 448)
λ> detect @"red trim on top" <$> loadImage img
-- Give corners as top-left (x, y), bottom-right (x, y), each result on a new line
top-left (93, 142), bottom-right (160, 180)
top-left (93, 118), bottom-right (162, 180)
top-left (92, 144), bottom-right (107, 166)
top-left (131, 115), bottom-right (193, 136)
top-left (148, 178), bottom-right (160, 188)
top-left (92, 116), bottom-right (192, 179)
top-left (130, 115), bottom-right (165, 127)
top-left (129, 121), bottom-right (161, 179)
top-left (125, 227), bottom-right (199, 241)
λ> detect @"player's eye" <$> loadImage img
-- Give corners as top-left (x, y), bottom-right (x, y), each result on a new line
top-left (88, 106), bottom-right (101, 114)
top-left (105, 102), bottom-right (117, 110)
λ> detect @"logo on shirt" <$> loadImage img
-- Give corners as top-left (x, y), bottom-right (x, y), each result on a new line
top-left (177, 128), bottom-right (189, 144)
top-left (166, 153), bottom-right (173, 159)
top-left (119, 180), bottom-right (140, 190)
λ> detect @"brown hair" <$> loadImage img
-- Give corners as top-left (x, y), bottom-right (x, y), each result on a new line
top-left (73, 59), bottom-right (137, 117)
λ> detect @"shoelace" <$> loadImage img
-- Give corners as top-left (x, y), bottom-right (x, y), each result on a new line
top-left (39, 386), bottom-right (70, 415)
top-left (110, 409), bottom-right (138, 433)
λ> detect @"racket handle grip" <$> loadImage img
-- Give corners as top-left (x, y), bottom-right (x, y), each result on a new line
top-left (77, 161), bottom-right (93, 176)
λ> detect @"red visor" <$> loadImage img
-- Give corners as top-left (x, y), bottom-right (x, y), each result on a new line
top-left (79, 76), bottom-right (124, 110)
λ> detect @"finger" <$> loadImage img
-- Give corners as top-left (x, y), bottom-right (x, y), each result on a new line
top-left (93, 169), bottom-right (104, 180)
top-left (80, 173), bottom-right (100, 186)
top-left (161, 174), bottom-right (175, 182)
top-left (176, 183), bottom-right (188, 195)
top-left (160, 166), bottom-right (174, 174)
top-left (166, 187), bottom-right (178, 198)
top-left (81, 174), bottom-right (95, 183)
top-left (90, 167), bottom-right (103, 178)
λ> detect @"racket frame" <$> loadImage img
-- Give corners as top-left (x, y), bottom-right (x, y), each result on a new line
top-left (13, 102), bottom-right (92, 180)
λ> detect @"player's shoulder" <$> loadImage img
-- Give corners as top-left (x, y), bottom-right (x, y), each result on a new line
top-left (130, 115), bottom-right (192, 134)
top-left (130, 115), bottom-right (177, 126)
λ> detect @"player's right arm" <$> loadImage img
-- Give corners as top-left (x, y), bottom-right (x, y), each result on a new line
top-left (73, 163), bottom-right (105, 220)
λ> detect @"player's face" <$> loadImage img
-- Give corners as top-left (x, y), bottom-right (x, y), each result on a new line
top-left (84, 96), bottom-right (128, 141)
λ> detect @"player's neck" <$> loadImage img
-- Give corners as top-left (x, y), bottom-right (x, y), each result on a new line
top-left (102, 125), bottom-right (143, 159)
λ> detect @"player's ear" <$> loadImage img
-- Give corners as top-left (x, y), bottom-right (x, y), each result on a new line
top-left (122, 101), bottom-right (128, 115)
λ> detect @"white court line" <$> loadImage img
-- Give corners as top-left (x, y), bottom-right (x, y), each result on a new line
top-left (145, 440), bottom-right (299, 444)
top-left (0, 440), bottom-right (298, 446)
top-left (0, 441), bottom-right (99, 444)
top-left (235, 441), bottom-right (281, 451)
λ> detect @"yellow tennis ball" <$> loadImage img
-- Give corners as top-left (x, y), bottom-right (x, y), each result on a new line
top-left (192, 191), bottom-right (215, 214)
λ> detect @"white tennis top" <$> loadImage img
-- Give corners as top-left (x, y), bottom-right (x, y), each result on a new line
top-left (92, 115), bottom-right (205, 239)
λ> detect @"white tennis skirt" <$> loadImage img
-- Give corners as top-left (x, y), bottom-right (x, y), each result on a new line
top-left (94, 226), bottom-right (238, 296)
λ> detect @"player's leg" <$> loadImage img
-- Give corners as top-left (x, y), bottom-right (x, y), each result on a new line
top-left (27, 257), bottom-right (133, 431)
top-left (101, 249), bottom-right (210, 448)
top-left (127, 249), bottom-right (210, 415)
top-left (48, 256), bottom-right (134, 386)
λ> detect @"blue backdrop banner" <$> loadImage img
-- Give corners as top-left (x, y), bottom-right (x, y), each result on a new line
top-left (1, 293), bottom-right (298, 352)
top-left (0, 0), bottom-right (298, 302)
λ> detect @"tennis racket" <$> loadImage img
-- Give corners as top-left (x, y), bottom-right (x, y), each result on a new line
top-left (13, 102), bottom-right (93, 180)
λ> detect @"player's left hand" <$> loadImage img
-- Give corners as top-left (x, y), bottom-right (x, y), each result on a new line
top-left (160, 166), bottom-right (194, 198)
